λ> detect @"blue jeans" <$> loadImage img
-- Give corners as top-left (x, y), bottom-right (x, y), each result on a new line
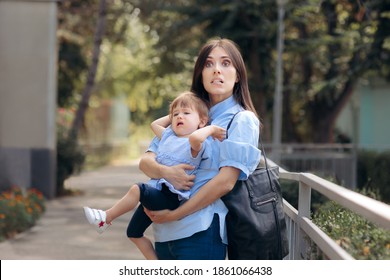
top-left (155, 214), bottom-right (226, 260)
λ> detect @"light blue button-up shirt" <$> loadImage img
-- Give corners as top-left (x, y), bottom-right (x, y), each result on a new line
top-left (147, 96), bottom-right (261, 244)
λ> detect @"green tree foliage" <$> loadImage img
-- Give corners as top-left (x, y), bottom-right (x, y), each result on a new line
top-left (58, 40), bottom-right (87, 107)
top-left (57, 0), bottom-right (98, 108)
top-left (58, 0), bottom-right (390, 143)
top-left (95, 7), bottom-right (192, 124)
top-left (58, 0), bottom-right (192, 124)
top-left (285, 0), bottom-right (390, 142)
top-left (129, 0), bottom-right (390, 143)
top-left (57, 0), bottom-right (138, 110)
top-left (131, 0), bottom-right (278, 137)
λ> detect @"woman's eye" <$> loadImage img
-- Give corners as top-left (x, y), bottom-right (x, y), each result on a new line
top-left (222, 60), bottom-right (231, 67)
top-left (205, 61), bottom-right (213, 68)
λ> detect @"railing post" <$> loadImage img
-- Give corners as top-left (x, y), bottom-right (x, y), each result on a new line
top-left (297, 178), bottom-right (311, 259)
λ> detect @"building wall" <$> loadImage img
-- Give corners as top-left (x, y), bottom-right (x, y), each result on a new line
top-left (0, 0), bottom-right (58, 198)
top-left (336, 78), bottom-right (390, 152)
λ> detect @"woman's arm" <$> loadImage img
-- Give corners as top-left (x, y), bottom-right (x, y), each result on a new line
top-left (139, 151), bottom-right (196, 190)
top-left (145, 166), bottom-right (240, 223)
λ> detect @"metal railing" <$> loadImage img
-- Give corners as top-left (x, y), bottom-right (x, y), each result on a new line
top-left (265, 143), bottom-right (357, 189)
top-left (277, 164), bottom-right (390, 260)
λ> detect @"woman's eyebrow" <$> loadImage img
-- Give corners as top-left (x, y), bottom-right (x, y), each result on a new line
top-left (207, 55), bottom-right (230, 59)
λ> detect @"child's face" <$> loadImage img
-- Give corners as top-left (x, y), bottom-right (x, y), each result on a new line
top-left (171, 106), bottom-right (206, 137)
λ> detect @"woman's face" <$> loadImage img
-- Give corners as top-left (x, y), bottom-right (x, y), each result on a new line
top-left (201, 46), bottom-right (238, 105)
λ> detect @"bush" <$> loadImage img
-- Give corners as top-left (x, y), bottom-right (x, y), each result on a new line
top-left (56, 132), bottom-right (85, 196)
top-left (357, 150), bottom-right (390, 203)
top-left (0, 187), bottom-right (46, 241)
top-left (56, 108), bottom-right (86, 197)
top-left (312, 200), bottom-right (390, 260)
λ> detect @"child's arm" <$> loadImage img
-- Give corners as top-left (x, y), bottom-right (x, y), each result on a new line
top-left (150, 115), bottom-right (171, 139)
top-left (189, 125), bottom-right (226, 155)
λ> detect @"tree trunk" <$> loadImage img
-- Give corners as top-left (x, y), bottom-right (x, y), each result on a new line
top-left (69, 0), bottom-right (107, 140)
top-left (310, 80), bottom-right (356, 143)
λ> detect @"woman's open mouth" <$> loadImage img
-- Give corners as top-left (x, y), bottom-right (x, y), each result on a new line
top-left (211, 79), bottom-right (223, 84)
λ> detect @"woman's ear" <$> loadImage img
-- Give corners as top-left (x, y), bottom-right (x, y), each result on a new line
top-left (235, 73), bottom-right (240, 83)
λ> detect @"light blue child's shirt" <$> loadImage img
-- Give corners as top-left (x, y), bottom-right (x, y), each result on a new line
top-left (148, 95), bottom-right (261, 244)
top-left (148, 127), bottom-right (207, 200)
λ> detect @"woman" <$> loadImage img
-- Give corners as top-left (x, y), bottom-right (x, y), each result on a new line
top-left (139, 38), bottom-right (261, 260)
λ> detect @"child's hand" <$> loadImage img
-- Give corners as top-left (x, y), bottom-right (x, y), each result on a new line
top-left (210, 125), bottom-right (226, 141)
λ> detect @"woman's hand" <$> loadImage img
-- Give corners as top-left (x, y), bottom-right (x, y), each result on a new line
top-left (161, 164), bottom-right (195, 191)
top-left (139, 152), bottom-right (195, 191)
top-left (144, 208), bottom-right (176, 223)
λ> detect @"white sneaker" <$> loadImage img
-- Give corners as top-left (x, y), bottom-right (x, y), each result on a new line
top-left (83, 206), bottom-right (110, 234)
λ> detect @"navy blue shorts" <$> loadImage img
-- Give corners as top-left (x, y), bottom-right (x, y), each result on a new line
top-left (127, 182), bottom-right (180, 238)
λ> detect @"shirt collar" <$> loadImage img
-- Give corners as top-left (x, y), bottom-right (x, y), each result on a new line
top-left (209, 95), bottom-right (237, 122)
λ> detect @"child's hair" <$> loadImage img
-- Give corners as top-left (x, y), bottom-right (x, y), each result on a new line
top-left (169, 91), bottom-right (210, 123)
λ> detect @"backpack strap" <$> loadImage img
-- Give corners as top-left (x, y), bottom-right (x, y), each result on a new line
top-left (226, 112), bottom-right (240, 139)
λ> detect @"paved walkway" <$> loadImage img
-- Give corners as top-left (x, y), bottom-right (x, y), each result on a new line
top-left (0, 160), bottom-right (153, 260)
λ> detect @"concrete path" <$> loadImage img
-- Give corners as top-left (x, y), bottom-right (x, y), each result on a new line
top-left (0, 160), bottom-right (153, 260)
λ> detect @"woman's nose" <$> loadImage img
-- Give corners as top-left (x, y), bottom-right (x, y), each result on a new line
top-left (214, 63), bottom-right (221, 74)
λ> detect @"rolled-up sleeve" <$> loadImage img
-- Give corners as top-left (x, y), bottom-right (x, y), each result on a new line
top-left (219, 111), bottom-right (262, 180)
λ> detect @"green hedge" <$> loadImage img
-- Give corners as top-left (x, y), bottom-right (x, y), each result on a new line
top-left (312, 200), bottom-right (390, 260)
top-left (357, 150), bottom-right (390, 203)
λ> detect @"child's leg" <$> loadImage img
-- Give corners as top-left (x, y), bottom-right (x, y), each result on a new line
top-left (127, 184), bottom-right (180, 259)
top-left (127, 203), bottom-right (157, 259)
top-left (126, 184), bottom-right (179, 238)
top-left (83, 183), bottom-right (141, 233)
top-left (130, 236), bottom-right (158, 260)
top-left (105, 183), bottom-right (140, 224)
